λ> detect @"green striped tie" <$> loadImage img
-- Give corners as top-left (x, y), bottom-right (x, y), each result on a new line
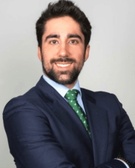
top-left (65, 89), bottom-right (90, 135)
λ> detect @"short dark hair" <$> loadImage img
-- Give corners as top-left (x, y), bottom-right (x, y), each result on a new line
top-left (36, 0), bottom-right (92, 47)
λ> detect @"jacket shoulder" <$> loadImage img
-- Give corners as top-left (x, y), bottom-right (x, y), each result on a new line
top-left (81, 88), bottom-right (117, 100)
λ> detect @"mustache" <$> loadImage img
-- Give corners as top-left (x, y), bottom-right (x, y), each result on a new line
top-left (50, 57), bottom-right (76, 64)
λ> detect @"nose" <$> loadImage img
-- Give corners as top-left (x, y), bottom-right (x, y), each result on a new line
top-left (59, 43), bottom-right (68, 56)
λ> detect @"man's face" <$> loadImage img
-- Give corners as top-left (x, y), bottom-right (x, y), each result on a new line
top-left (38, 16), bottom-right (90, 88)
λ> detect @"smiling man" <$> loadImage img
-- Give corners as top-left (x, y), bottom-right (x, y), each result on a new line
top-left (38, 16), bottom-right (89, 88)
top-left (3, 0), bottom-right (135, 168)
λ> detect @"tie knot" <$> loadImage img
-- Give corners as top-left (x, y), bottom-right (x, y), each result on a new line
top-left (65, 89), bottom-right (79, 100)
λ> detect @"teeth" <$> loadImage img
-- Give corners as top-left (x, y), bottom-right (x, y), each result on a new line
top-left (56, 63), bottom-right (71, 67)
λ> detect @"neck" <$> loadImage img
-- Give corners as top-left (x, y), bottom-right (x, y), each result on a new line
top-left (64, 81), bottom-right (76, 89)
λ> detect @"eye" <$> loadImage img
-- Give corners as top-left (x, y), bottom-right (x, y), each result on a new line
top-left (49, 40), bottom-right (59, 45)
top-left (69, 39), bottom-right (79, 45)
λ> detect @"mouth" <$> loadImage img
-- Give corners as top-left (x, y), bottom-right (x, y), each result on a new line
top-left (51, 57), bottom-right (75, 68)
top-left (55, 62), bottom-right (72, 68)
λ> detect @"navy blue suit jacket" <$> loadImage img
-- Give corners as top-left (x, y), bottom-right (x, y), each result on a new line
top-left (3, 77), bottom-right (135, 168)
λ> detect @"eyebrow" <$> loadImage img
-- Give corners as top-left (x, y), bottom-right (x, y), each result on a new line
top-left (44, 34), bottom-right (83, 42)
top-left (45, 34), bottom-right (60, 42)
top-left (67, 34), bottom-right (83, 42)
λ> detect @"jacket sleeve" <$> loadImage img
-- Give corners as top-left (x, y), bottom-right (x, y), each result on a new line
top-left (3, 98), bottom-right (76, 168)
top-left (115, 95), bottom-right (135, 165)
top-left (95, 93), bottom-right (135, 168)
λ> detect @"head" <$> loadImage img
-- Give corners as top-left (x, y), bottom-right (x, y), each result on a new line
top-left (36, 0), bottom-right (92, 88)
top-left (36, 0), bottom-right (92, 48)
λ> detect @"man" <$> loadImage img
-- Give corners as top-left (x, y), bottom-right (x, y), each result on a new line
top-left (3, 0), bottom-right (135, 168)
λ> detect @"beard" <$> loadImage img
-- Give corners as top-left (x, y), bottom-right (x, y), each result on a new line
top-left (41, 56), bottom-right (84, 85)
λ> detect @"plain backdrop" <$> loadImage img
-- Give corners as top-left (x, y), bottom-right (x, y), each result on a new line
top-left (0, 0), bottom-right (135, 167)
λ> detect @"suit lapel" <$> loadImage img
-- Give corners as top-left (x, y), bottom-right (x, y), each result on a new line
top-left (82, 90), bottom-right (109, 165)
top-left (37, 78), bottom-right (89, 139)
top-left (53, 92), bottom-right (93, 145)
top-left (36, 77), bottom-right (92, 146)
top-left (50, 90), bottom-right (95, 166)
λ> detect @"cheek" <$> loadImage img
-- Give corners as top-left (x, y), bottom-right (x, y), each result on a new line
top-left (73, 46), bottom-right (85, 56)
top-left (43, 48), bottom-right (57, 60)
top-left (42, 57), bottom-right (52, 67)
top-left (41, 50), bottom-right (52, 62)
top-left (76, 51), bottom-right (85, 62)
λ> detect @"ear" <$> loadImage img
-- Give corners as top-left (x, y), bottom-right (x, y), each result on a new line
top-left (37, 47), bottom-right (42, 61)
top-left (84, 45), bottom-right (90, 62)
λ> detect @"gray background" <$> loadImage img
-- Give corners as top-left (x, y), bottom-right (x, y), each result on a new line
top-left (0, 0), bottom-right (135, 167)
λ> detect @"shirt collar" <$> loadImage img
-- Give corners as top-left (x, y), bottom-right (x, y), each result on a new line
top-left (43, 74), bottom-right (82, 98)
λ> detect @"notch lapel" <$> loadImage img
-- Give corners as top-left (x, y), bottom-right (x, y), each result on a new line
top-left (53, 94), bottom-right (92, 143)
top-left (36, 77), bottom-right (91, 142)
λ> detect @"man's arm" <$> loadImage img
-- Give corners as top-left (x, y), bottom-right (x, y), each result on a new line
top-left (95, 94), bottom-right (135, 168)
top-left (3, 99), bottom-right (76, 168)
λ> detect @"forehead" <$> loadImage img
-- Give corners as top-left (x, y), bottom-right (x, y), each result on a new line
top-left (44, 16), bottom-right (83, 36)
